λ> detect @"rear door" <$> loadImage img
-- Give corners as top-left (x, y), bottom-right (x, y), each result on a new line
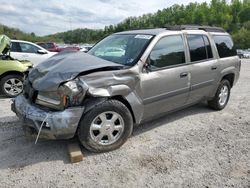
top-left (141, 34), bottom-right (191, 120)
top-left (18, 42), bottom-right (42, 64)
top-left (186, 34), bottom-right (220, 103)
top-left (10, 42), bottom-right (23, 60)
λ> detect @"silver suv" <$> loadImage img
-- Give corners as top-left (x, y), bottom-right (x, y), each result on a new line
top-left (12, 26), bottom-right (241, 152)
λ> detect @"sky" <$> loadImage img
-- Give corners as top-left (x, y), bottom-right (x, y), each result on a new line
top-left (0, 0), bottom-right (210, 36)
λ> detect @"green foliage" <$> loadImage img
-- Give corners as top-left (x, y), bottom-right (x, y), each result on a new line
top-left (239, 6), bottom-right (250, 23)
top-left (232, 21), bottom-right (250, 49)
top-left (0, 0), bottom-right (249, 48)
top-left (0, 24), bottom-right (62, 43)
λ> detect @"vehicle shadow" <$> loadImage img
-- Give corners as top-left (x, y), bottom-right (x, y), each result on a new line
top-left (0, 102), bottom-right (214, 169)
top-left (0, 127), bottom-right (70, 169)
top-left (133, 102), bottom-right (212, 136)
top-left (82, 102), bottom-right (214, 157)
top-left (0, 94), bottom-right (9, 99)
top-left (0, 95), bottom-right (70, 169)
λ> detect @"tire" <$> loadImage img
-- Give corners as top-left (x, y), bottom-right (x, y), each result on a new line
top-left (208, 79), bottom-right (231, 110)
top-left (0, 74), bottom-right (24, 97)
top-left (78, 100), bottom-right (133, 152)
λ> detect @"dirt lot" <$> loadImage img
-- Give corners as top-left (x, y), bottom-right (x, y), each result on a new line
top-left (0, 60), bottom-right (250, 188)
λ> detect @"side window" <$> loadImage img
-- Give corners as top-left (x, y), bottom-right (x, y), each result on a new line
top-left (203, 36), bottom-right (213, 59)
top-left (19, 43), bottom-right (40, 53)
top-left (149, 35), bottom-right (185, 69)
top-left (187, 35), bottom-right (207, 62)
top-left (213, 35), bottom-right (237, 58)
top-left (37, 43), bottom-right (47, 49)
top-left (187, 34), bottom-right (213, 62)
top-left (11, 42), bottom-right (22, 52)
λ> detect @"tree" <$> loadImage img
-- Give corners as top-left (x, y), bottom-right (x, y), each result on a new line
top-left (232, 27), bottom-right (250, 49)
top-left (239, 7), bottom-right (250, 23)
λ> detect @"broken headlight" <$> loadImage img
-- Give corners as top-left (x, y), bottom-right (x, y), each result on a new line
top-left (36, 91), bottom-right (62, 110)
top-left (58, 79), bottom-right (88, 107)
top-left (35, 79), bottom-right (88, 110)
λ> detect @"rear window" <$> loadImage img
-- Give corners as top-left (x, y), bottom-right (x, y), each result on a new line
top-left (213, 35), bottom-right (237, 58)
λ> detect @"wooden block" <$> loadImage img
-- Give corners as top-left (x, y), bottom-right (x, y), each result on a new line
top-left (68, 142), bottom-right (83, 163)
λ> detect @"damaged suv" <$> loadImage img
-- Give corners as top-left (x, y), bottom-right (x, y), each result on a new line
top-left (12, 26), bottom-right (240, 152)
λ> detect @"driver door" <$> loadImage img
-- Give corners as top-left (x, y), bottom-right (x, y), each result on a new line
top-left (140, 35), bottom-right (191, 120)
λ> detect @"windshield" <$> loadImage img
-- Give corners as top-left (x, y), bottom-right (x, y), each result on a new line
top-left (88, 34), bottom-right (153, 66)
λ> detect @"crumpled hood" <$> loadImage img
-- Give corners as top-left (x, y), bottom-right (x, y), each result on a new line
top-left (0, 35), bottom-right (11, 54)
top-left (29, 51), bottom-right (123, 91)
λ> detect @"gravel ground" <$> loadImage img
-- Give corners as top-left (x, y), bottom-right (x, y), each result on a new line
top-left (0, 59), bottom-right (249, 188)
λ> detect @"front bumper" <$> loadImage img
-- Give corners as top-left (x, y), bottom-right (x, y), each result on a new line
top-left (12, 95), bottom-right (85, 139)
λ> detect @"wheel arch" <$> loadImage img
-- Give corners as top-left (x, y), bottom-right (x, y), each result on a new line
top-left (221, 73), bottom-right (235, 88)
top-left (209, 72), bottom-right (235, 100)
top-left (0, 71), bottom-right (24, 81)
top-left (81, 94), bottom-right (142, 125)
top-left (110, 95), bottom-right (136, 124)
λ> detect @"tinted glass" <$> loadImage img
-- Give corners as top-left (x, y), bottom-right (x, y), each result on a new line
top-left (11, 42), bottom-right (22, 52)
top-left (37, 43), bottom-right (48, 49)
top-left (203, 36), bottom-right (213, 58)
top-left (213, 35), bottom-right (237, 58)
top-left (88, 34), bottom-right (153, 66)
top-left (47, 43), bottom-right (55, 48)
top-left (19, 43), bottom-right (40, 53)
top-left (187, 35), bottom-right (207, 62)
top-left (149, 35), bottom-right (185, 69)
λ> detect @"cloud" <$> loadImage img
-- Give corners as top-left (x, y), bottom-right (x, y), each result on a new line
top-left (0, 0), bottom-right (209, 36)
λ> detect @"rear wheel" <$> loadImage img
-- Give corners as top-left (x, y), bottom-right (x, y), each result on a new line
top-left (208, 79), bottom-right (231, 110)
top-left (78, 100), bottom-right (133, 152)
top-left (0, 74), bottom-right (24, 97)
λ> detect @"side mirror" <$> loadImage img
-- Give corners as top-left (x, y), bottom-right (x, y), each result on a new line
top-left (143, 58), bottom-right (152, 73)
top-left (37, 49), bottom-right (48, 54)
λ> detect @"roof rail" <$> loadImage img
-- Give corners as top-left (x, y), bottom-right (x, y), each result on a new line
top-left (164, 25), bottom-right (225, 32)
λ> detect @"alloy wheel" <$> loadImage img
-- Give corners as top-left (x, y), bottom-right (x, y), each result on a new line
top-left (89, 111), bottom-right (125, 146)
top-left (3, 78), bottom-right (23, 96)
top-left (218, 85), bottom-right (229, 106)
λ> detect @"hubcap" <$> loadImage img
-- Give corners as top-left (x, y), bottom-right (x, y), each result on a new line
top-left (218, 85), bottom-right (229, 106)
top-left (3, 78), bottom-right (23, 96)
top-left (90, 111), bottom-right (124, 146)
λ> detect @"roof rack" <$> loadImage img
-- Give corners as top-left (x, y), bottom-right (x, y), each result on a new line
top-left (164, 25), bottom-right (225, 32)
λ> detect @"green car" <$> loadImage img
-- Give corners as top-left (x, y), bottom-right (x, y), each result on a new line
top-left (0, 35), bottom-right (32, 97)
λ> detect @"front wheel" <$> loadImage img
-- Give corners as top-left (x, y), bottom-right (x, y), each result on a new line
top-left (208, 79), bottom-right (231, 110)
top-left (78, 100), bottom-right (133, 152)
top-left (0, 74), bottom-right (24, 97)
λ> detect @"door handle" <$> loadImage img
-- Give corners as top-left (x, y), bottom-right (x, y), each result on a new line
top-left (211, 66), bottom-right (217, 70)
top-left (180, 72), bottom-right (188, 78)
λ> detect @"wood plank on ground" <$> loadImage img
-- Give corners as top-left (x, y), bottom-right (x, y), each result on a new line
top-left (68, 142), bottom-right (83, 163)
